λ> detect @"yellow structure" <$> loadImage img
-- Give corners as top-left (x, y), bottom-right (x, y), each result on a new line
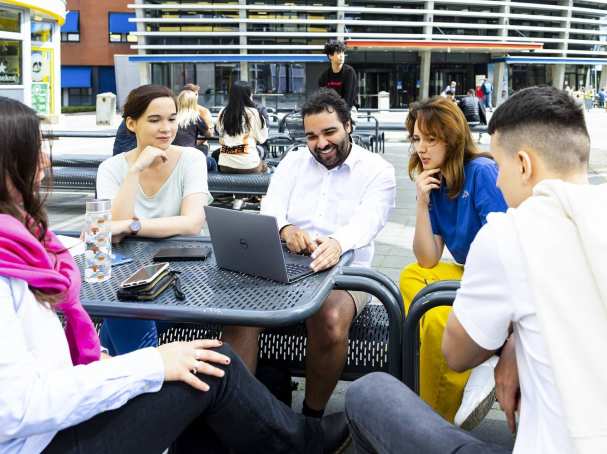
top-left (0, 0), bottom-right (65, 118)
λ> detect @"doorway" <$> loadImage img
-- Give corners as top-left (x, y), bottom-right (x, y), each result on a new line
top-left (359, 70), bottom-right (390, 108)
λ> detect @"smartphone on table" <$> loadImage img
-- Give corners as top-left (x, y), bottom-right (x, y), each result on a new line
top-left (120, 262), bottom-right (169, 289)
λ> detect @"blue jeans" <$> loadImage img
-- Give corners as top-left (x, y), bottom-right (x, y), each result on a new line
top-left (207, 155), bottom-right (218, 173)
top-left (100, 318), bottom-right (172, 355)
top-left (346, 373), bottom-right (511, 454)
top-left (44, 345), bottom-right (322, 453)
top-left (483, 94), bottom-right (492, 109)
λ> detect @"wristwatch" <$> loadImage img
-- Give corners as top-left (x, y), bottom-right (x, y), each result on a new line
top-left (128, 217), bottom-right (141, 235)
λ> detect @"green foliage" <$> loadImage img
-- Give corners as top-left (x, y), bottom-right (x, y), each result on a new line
top-left (61, 105), bottom-right (96, 113)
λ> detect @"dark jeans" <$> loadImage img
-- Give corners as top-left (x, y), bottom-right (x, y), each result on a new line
top-left (99, 318), bottom-right (170, 356)
top-left (44, 345), bottom-right (322, 454)
top-left (483, 94), bottom-right (492, 109)
top-left (345, 373), bottom-right (511, 454)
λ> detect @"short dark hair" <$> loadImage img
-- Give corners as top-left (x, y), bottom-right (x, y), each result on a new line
top-left (123, 84), bottom-right (176, 120)
top-left (467, 89), bottom-right (475, 95)
top-left (301, 88), bottom-right (350, 127)
top-left (488, 86), bottom-right (590, 172)
top-left (324, 39), bottom-right (346, 56)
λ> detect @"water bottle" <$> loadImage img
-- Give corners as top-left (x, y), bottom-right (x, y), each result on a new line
top-left (84, 199), bottom-right (112, 283)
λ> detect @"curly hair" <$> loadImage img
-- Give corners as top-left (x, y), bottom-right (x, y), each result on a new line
top-left (324, 39), bottom-right (346, 56)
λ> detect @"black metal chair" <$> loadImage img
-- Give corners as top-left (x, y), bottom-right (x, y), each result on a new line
top-left (402, 280), bottom-right (460, 391)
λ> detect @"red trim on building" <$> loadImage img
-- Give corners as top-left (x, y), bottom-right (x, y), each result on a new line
top-left (346, 40), bottom-right (543, 51)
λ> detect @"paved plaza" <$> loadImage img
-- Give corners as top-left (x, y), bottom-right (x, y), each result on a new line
top-left (44, 108), bottom-right (607, 450)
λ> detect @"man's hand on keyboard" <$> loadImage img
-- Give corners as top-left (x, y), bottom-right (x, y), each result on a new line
top-left (310, 237), bottom-right (342, 272)
top-left (281, 225), bottom-right (317, 255)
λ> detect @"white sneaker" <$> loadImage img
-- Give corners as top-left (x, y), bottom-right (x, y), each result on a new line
top-left (454, 356), bottom-right (498, 430)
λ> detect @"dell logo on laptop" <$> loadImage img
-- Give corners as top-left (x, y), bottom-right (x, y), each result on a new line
top-left (239, 239), bottom-right (248, 249)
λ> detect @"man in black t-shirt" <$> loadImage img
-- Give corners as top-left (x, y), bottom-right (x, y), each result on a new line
top-left (319, 40), bottom-right (359, 119)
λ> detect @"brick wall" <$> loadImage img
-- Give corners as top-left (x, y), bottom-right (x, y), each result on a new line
top-left (61, 0), bottom-right (135, 66)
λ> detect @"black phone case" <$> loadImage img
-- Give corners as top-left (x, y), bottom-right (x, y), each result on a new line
top-left (117, 270), bottom-right (176, 301)
top-left (152, 246), bottom-right (212, 262)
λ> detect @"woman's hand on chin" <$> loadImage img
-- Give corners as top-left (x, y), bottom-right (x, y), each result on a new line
top-left (132, 146), bottom-right (169, 172)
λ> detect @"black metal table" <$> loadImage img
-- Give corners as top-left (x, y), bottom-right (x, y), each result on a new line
top-left (64, 233), bottom-right (405, 381)
top-left (75, 235), bottom-right (349, 328)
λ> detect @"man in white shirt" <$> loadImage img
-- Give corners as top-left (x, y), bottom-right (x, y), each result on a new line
top-left (344, 86), bottom-right (606, 453)
top-left (223, 89), bottom-right (396, 417)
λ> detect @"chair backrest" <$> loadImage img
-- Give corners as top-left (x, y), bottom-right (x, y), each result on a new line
top-left (281, 111), bottom-right (306, 142)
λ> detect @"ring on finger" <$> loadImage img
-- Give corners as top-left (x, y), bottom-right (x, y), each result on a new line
top-left (191, 366), bottom-right (198, 375)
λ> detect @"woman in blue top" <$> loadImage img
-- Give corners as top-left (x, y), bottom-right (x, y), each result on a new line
top-left (400, 96), bottom-right (507, 425)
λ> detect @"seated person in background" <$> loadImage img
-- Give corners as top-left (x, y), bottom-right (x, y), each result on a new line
top-left (459, 89), bottom-right (487, 125)
top-left (400, 96), bottom-right (507, 427)
top-left (112, 118), bottom-right (136, 156)
top-left (182, 82), bottom-right (214, 133)
top-left (96, 84), bottom-right (208, 356)
top-left (441, 81), bottom-right (457, 97)
top-left (215, 80), bottom-right (268, 174)
top-left (222, 89), bottom-right (396, 418)
top-left (345, 85), bottom-right (605, 454)
top-left (0, 96), bottom-right (348, 454)
top-left (173, 89), bottom-right (217, 172)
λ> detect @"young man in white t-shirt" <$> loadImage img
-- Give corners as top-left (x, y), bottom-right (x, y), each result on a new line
top-left (344, 86), bottom-right (605, 453)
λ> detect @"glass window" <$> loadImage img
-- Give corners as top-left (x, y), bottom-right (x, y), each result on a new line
top-left (0, 7), bottom-right (20, 33)
top-left (31, 21), bottom-right (53, 44)
top-left (0, 40), bottom-right (22, 85)
top-left (65, 87), bottom-right (94, 106)
top-left (61, 11), bottom-right (80, 42)
top-left (61, 32), bottom-right (80, 42)
top-left (108, 12), bottom-right (137, 43)
top-left (110, 33), bottom-right (134, 43)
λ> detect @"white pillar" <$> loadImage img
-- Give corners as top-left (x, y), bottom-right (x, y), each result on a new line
top-left (239, 0), bottom-right (248, 81)
top-left (337, 0), bottom-right (345, 37)
top-left (22, 10), bottom-right (32, 107)
top-left (138, 62), bottom-right (149, 85)
top-left (599, 65), bottom-right (607, 90)
top-left (494, 62), bottom-right (508, 106)
top-left (51, 15), bottom-right (61, 118)
top-left (420, 50), bottom-right (431, 100)
top-left (553, 65), bottom-right (565, 89)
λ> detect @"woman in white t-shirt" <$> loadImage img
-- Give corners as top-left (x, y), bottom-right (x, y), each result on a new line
top-left (0, 96), bottom-right (339, 453)
top-left (97, 84), bottom-right (209, 239)
top-left (215, 81), bottom-right (268, 173)
top-left (96, 85), bottom-right (210, 357)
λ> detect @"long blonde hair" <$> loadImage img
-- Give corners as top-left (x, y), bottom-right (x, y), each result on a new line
top-left (176, 89), bottom-right (200, 128)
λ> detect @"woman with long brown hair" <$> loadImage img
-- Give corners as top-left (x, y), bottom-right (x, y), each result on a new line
top-left (0, 96), bottom-right (346, 453)
top-left (400, 96), bottom-right (507, 427)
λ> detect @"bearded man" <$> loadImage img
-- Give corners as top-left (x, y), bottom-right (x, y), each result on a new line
top-left (222, 89), bottom-right (396, 417)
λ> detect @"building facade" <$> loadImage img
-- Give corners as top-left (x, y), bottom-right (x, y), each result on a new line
top-left (127, 0), bottom-right (607, 110)
top-left (61, 0), bottom-right (136, 107)
top-left (0, 0), bottom-right (66, 118)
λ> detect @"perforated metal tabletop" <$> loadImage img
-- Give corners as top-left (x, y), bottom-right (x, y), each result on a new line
top-left (75, 236), bottom-right (348, 327)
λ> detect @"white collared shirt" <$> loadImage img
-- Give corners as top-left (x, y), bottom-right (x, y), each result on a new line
top-left (0, 277), bottom-right (165, 454)
top-left (261, 143), bottom-right (396, 267)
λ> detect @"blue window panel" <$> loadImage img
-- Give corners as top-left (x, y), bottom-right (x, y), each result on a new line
top-left (98, 66), bottom-right (116, 94)
top-left (109, 12), bottom-right (136, 34)
top-left (63, 11), bottom-right (79, 33)
top-left (61, 66), bottom-right (92, 88)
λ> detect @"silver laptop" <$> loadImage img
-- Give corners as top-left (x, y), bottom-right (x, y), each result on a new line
top-left (204, 206), bottom-right (316, 283)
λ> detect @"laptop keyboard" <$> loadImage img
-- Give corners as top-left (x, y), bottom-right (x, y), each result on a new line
top-left (285, 263), bottom-right (314, 281)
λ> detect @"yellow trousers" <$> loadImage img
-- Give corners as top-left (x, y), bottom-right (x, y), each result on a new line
top-left (400, 262), bottom-right (469, 422)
